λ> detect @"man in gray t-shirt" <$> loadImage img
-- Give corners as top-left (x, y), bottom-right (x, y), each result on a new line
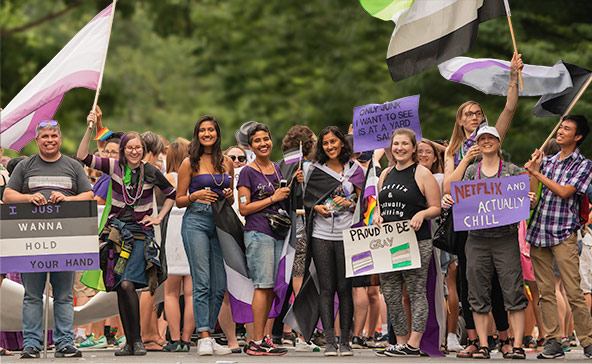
top-left (3, 121), bottom-right (92, 359)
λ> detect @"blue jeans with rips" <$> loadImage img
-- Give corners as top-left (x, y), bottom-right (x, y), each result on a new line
top-left (181, 201), bottom-right (227, 333)
top-left (21, 271), bottom-right (75, 350)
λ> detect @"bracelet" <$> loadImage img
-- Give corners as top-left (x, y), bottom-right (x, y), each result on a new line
top-left (270, 196), bottom-right (274, 204)
top-left (189, 194), bottom-right (196, 203)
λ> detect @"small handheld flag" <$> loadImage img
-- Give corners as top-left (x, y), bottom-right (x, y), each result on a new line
top-left (283, 145), bottom-right (303, 165)
top-left (94, 127), bottom-right (114, 141)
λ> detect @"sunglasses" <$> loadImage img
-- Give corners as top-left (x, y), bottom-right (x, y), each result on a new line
top-left (229, 155), bottom-right (246, 162)
top-left (39, 120), bottom-right (59, 127)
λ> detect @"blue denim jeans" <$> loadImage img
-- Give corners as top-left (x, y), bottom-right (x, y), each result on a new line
top-left (21, 271), bottom-right (75, 350)
top-left (181, 201), bottom-right (226, 333)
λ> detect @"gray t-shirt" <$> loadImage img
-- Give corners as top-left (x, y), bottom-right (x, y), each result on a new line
top-left (7, 154), bottom-right (92, 198)
top-left (463, 161), bottom-right (525, 238)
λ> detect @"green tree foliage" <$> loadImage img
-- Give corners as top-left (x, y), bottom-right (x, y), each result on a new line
top-left (1, 0), bottom-right (591, 162)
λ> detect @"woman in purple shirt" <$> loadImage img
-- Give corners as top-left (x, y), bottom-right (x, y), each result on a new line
top-left (176, 116), bottom-right (234, 356)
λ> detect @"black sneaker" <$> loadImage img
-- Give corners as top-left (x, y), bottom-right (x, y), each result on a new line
top-left (351, 336), bottom-right (366, 349)
top-left (54, 345), bottom-right (82, 358)
top-left (114, 344), bottom-right (134, 356)
top-left (282, 332), bottom-right (296, 346)
top-left (340, 343), bottom-right (354, 356)
top-left (245, 340), bottom-right (287, 356)
top-left (20, 346), bottom-right (40, 359)
top-left (133, 341), bottom-right (147, 356)
top-left (385, 343), bottom-right (420, 356)
top-left (537, 338), bottom-right (565, 359)
top-left (584, 344), bottom-right (592, 358)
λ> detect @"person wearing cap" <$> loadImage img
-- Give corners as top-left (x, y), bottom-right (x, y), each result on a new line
top-left (442, 126), bottom-right (536, 359)
top-left (3, 120), bottom-right (94, 359)
top-left (235, 121), bottom-right (257, 164)
top-left (524, 115), bottom-right (592, 359)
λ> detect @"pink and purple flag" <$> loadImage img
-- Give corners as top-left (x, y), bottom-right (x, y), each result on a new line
top-left (0, 3), bottom-right (115, 151)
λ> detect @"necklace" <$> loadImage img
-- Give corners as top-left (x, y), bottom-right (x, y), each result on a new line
top-left (254, 160), bottom-right (280, 191)
top-left (123, 163), bottom-right (145, 206)
top-left (477, 159), bottom-right (502, 179)
top-left (205, 163), bottom-right (225, 187)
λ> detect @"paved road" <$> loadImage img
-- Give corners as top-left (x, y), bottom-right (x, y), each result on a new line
top-left (2, 347), bottom-right (590, 363)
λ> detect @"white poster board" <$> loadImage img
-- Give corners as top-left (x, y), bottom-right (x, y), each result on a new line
top-left (342, 220), bottom-right (421, 278)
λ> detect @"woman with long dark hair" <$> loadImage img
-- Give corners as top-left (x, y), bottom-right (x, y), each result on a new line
top-left (303, 126), bottom-right (365, 356)
top-left (78, 112), bottom-right (176, 356)
top-left (176, 116), bottom-right (234, 356)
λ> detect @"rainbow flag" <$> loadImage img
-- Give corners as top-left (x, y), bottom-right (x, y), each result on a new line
top-left (94, 127), bottom-right (114, 141)
top-left (363, 195), bottom-right (377, 226)
top-left (362, 158), bottom-right (379, 226)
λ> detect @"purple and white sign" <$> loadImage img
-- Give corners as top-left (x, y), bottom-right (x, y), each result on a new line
top-left (352, 95), bottom-right (421, 153)
top-left (0, 201), bottom-right (99, 273)
top-left (451, 174), bottom-right (530, 231)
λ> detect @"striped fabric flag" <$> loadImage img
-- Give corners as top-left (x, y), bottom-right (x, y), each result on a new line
top-left (94, 127), bottom-right (114, 141)
top-left (0, 3), bottom-right (115, 151)
top-left (438, 57), bottom-right (573, 96)
top-left (363, 159), bottom-right (379, 226)
top-left (283, 145), bottom-right (303, 165)
top-left (359, 0), bottom-right (415, 23)
top-left (533, 61), bottom-right (592, 117)
top-left (384, 0), bottom-right (505, 81)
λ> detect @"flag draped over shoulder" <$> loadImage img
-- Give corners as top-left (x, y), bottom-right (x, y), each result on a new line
top-left (384, 0), bottom-right (505, 81)
top-left (210, 198), bottom-right (293, 323)
top-left (0, 3), bottom-right (115, 151)
top-left (438, 57), bottom-right (574, 97)
top-left (533, 61), bottom-right (592, 117)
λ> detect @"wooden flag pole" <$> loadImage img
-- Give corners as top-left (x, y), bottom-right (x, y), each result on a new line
top-left (89, 0), bottom-right (117, 130)
top-left (539, 73), bottom-right (592, 151)
top-left (506, 16), bottom-right (524, 91)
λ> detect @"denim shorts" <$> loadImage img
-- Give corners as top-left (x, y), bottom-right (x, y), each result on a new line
top-left (245, 230), bottom-right (283, 289)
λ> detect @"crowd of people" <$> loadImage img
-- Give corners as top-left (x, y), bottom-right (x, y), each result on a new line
top-left (2, 53), bottom-right (592, 360)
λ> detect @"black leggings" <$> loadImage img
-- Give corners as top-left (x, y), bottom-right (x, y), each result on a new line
top-left (455, 232), bottom-right (509, 332)
top-left (310, 237), bottom-right (353, 344)
top-left (116, 281), bottom-right (141, 346)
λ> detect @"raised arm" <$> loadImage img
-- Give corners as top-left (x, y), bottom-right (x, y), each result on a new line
top-left (443, 145), bottom-right (480, 194)
top-left (77, 110), bottom-right (96, 160)
top-left (494, 53), bottom-right (523, 142)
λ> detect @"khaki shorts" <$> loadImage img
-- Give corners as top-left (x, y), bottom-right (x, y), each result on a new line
top-left (73, 271), bottom-right (98, 298)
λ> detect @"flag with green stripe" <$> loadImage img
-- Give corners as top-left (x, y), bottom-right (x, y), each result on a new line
top-left (359, 0), bottom-right (414, 23)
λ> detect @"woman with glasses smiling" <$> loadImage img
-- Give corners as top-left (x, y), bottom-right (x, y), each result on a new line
top-left (77, 110), bottom-right (176, 357)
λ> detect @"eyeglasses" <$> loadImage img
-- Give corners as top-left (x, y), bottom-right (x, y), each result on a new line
top-left (464, 111), bottom-right (483, 118)
top-left (39, 120), bottom-right (59, 127)
top-left (418, 150), bottom-right (433, 155)
top-left (125, 146), bottom-right (143, 152)
top-left (104, 150), bottom-right (119, 156)
top-left (229, 155), bottom-right (246, 162)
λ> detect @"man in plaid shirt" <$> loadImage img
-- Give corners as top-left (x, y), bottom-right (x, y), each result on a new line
top-left (525, 115), bottom-right (592, 359)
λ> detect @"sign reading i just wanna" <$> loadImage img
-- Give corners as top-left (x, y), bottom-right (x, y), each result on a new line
top-left (0, 201), bottom-right (99, 273)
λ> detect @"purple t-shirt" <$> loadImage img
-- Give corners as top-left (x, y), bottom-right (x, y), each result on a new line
top-left (237, 163), bottom-right (286, 240)
top-left (92, 174), bottom-right (111, 200)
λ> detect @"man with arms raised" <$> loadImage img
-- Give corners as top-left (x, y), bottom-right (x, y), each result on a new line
top-left (4, 120), bottom-right (93, 359)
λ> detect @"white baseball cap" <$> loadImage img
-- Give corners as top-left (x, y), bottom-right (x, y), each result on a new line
top-left (476, 125), bottom-right (500, 141)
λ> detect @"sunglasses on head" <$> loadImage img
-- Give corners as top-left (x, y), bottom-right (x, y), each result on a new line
top-left (39, 120), bottom-right (59, 127)
top-left (229, 155), bottom-right (246, 162)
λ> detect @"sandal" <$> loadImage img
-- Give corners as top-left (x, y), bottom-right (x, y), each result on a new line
top-left (536, 338), bottom-right (545, 348)
top-left (500, 339), bottom-right (512, 358)
top-left (472, 346), bottom-right (491, 359)
top-left (457, 339), bottom-right (479, 358)
top-left (440, 343), bottom-right (449, 355)
top-left (511, 347), bottom-right (526, 360)
top-left (0, 348), bottom-right (13, 356)
top-left (523, 335), bottom-right (536, 349)
top-left (143, 340), bottom-right (164, 351)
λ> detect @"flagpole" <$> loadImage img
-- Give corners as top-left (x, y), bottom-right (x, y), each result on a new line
top-left (298, 141), bottom-right (303, 171)
top-left (89, 0), bottom-right (117, 129)
top-left (503, 0), bottom-right (524, 90)
top-left (539, 73), bottom-right (592, 150)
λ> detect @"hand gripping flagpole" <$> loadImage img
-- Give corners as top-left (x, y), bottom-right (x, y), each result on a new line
top-left (89, 0), bottom-right (117, 130)
top-left (539, 73), bottom-right (592, 151)
top-left (504, 0), bottom-right (524, 91)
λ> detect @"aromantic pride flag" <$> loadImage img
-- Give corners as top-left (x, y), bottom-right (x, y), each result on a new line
top-left (438, 57), bottom-right (574, 97)
top-left (0, 3), bottom-right (115, 151)
top-left (362, 0), bottom-right (506, 82)
top-left (359, 0), bottom-right (415, 23)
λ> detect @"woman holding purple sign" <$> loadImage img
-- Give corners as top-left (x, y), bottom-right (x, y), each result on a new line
top-left (373, 128), bottom-right (440, 356)
top-left (442, 126), bottom-right (536, 359)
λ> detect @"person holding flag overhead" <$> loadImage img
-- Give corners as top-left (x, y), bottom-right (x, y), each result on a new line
top-left (77, 110), bottom-right (176, 356)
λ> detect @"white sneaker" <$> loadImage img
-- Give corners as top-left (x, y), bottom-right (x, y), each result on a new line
top-left (447, 333), bottom-right (464, 352)
top-left (209, 338), bottom-right (232, 355)
top-left (295, 338), bottom-right (321, 352)
top-left (198, 338), bottom-right (213, 356)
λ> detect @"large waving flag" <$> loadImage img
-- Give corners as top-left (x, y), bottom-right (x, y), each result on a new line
top-left (533, 61), bottom-right (592, 117)
top-left (438, 57), bottom-right (574, 97)
top-left (0, 3), bottom-right (116, 151)
top-left (377, 0), bottom-right (505, 81)
top-left (359, 0), bottom-right (415, 23)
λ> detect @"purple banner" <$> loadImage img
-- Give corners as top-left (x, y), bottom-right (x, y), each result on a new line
top-left (352, 95), bottom-right (421, 153)
top-left (451, 175), bottom-right (530, 231)
top-left (0, 252), bottom-right (99, 274)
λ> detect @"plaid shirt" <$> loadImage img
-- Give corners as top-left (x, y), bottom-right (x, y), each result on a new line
top-left (526, 149), bottom-right (592, 247)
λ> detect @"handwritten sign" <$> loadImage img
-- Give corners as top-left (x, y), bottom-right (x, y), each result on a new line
top-left (451, 174), bottom-right (530, 231)
top-left (352, 95), bottom-right (421, 153)
top-left (342, 221), bottom-right (421, 278)
top-left (0, 201), bottom-right (99, 273)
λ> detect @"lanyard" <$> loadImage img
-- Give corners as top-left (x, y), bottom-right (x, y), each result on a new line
top-left (477, 159), bottom-right (503, 179)
top-left (254, 160), bottom-right (280, 191)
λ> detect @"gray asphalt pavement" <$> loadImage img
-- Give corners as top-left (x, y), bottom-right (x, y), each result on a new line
top-left (2, 346), bottom-right (591, 363)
